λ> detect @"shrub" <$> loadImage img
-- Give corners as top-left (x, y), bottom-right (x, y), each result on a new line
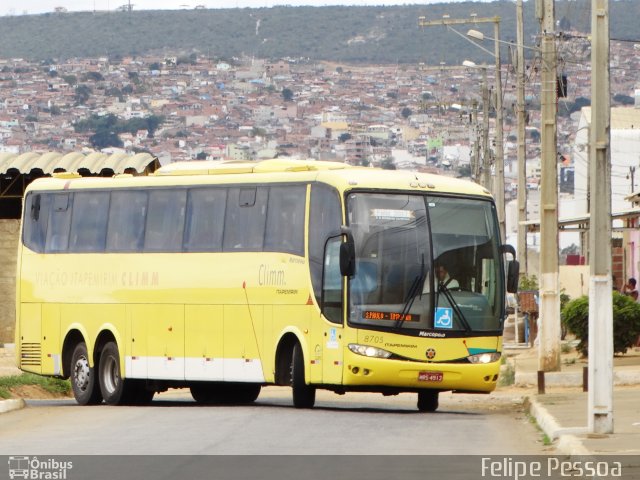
top-left (561, 292), bottom-right (640, 357)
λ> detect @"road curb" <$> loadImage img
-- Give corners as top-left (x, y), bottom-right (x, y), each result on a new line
top-left (0, 398), bottom-right (25, 414)
top-left (515, 370), bottom-right (640, 388)
top-left (524, 397), bottom-right (591, 455)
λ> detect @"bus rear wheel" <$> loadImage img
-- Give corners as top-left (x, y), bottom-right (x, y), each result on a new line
top-left (70, 342), bottom-right (102, 405)
top-left (98, 341), bottom-right (136, 405)
top-left (290, 343), bottom-right (315, 408)
top-left (417, 390), bottom-right (439, 412)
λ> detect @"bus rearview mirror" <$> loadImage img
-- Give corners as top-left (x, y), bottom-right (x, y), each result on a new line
top-left (506, 260), bottom-right (519, 293)
top-left (340, 241), bottom-right (356, 277)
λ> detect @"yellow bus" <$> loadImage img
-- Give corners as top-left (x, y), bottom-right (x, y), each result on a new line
top-left (15, 159), bottom-right (518, 411)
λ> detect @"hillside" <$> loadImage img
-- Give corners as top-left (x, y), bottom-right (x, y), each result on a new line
top-left (0, 0), bottom-right (638, 64)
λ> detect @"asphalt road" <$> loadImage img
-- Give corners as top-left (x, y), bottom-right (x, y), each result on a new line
top-left (0, 386), bottom-right (551, 456)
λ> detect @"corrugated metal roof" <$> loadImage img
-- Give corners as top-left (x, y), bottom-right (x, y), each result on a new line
top-left (0, 151), bottom-right (157, 175)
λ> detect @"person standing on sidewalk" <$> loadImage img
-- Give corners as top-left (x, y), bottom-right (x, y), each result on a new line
top-left (622, 277), bottom-right (639, 301)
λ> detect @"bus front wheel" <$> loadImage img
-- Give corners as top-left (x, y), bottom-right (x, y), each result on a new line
top-left (290, 343), bottom-right (315, 408)
top-left (190, 384), bottom-right (261, 404)
top-left (417, 390), bottom-right (439, 412)
top-left (70, 342), bottom-right (102, 405)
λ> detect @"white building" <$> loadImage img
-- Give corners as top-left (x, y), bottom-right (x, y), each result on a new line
top-left (573, 107), bottom-right (640, 215)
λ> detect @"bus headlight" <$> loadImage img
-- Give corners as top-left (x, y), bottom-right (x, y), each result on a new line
top-left (467, 352), bottom-right (501, 364)
top-left (348, 344), bottom-right (393, 359)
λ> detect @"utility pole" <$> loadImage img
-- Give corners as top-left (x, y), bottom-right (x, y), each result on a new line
top-left (588, 0), bottom-right (613, 434)
top-left (419, 15), bottom-right (505, 240)
top-left (538, 0), bottom-right (561, 372)
top-left (516, 0), bottom-right (528, 275)
top-left (482, 70), bottom-right (491, 190)
top-left (471, 100), bottom-right (480, 182)
top-left (492, 20), bottom-right (506, 242)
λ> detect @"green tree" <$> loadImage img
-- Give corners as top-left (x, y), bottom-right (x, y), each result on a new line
top-left (457, 164), bottom-right (471, 178)
top-left (401, 107), bottom-right (412, 119)
top-left (84, 71), bottom-right (104, 82)
top-left (338, 133), bottom-right (352, 143)
top-left (74, 84), bottom-right (92, 105)
top-left (145, 115), bottom-right (164, 138)
top-left (62, 74), bottom-right (77, 86)
top-left (519, 274), bottom-right (539, 290)
top-left (90, 131), bottom-right (123, 149)
top-left (562, 292), bottom-right (640, 357)
top-left (196, 151), bottom-right (207, 160)
top-left (381, 158), bottom-right (396, 170)
top-left (282, 88), bottom-right (294, 102)
top-left (128, 71), bottom-right (140, 84)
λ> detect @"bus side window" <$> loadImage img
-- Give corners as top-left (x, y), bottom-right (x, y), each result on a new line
top-left (145, 189), bottom-right (186, 252)
top-left (184, 187), bottom-right (226, 252)
top-left (24, 193), bottom-right (51, 253)
top-left (45, 193), bottom-right (72, 253)
top-left (309, 184), bottom-right (342, 304)
top-left (223, 187), bottom-right (268, 251)
top-left (264, 185), bottom-right (305, 255)
top-left (106, 190), bottom-right (147, 252)
top-left (68, 192), bottom-right (110, 252)
top-left (322, 237), bottom-right (344, 324)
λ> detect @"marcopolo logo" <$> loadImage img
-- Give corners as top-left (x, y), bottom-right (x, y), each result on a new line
top-left (8, 457), bottom-right (73, 480)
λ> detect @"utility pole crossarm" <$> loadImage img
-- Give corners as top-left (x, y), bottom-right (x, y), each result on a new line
top-left (418, 16), bottom-right (500, 27)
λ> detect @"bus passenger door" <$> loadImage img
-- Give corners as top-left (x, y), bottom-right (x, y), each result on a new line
top-left (321, 237), bottom-right (344, 385)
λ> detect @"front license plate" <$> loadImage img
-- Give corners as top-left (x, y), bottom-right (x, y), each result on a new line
top-left (418, 371), bottom-right (443, 382)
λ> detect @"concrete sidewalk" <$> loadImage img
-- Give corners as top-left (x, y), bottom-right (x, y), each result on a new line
top-left (504, 345), bottom-right (640, 455)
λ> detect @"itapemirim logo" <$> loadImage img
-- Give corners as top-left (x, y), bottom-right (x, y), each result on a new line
top-left (8, 456), bottom-right (73, 480)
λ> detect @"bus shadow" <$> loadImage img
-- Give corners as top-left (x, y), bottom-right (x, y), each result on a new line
top-left (146, 399), bottom-right (484, 416)
top-left (25, 398), bottom-right (484, 416)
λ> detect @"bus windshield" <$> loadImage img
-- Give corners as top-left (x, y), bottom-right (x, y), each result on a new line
top-left (347, 192), bottom-right (503, 334)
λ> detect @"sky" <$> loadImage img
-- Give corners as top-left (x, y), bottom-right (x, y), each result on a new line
top-left (1, 0), bottom-right (494, 16)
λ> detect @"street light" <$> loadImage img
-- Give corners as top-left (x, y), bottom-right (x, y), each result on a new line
top-left (417, 14), bottom-right (505, 240)
top-left (467, 29), bottom-right (541, 52)
top-left (465, 26), bottom-right (506, 242)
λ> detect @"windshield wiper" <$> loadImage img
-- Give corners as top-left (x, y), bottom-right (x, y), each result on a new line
top-left (436, 282), bottom-right (472, 332)
top-left (394, 254), bottom-right (426, 330)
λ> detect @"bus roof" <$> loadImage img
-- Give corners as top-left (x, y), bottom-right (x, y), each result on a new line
top-left (25, 159), bottom-right (492, 199)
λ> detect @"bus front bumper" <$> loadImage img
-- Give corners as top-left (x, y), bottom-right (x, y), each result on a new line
top-left (342, 350), bottom-right (501, 393)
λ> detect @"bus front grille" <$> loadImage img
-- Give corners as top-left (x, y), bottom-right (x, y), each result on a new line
top-left (20, 343), bottom-right (41, 366)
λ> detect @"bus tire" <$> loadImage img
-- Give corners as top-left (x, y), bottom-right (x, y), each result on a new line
top-left (70, 342), bottom-right (102, 405)
top-left (290, 343), bottom-right (315, 408)
top-left (190, 383), bottom-right (261, 404)
top-left (98, 341), bottom-right (129, 405)
top-left (190, 384), bottom-right (218, 404)
top-left (417, 390), bottom-right (439, 412)
top-left (229, 384), bottom-right (261, 404)
top-left (129, 380), bottom-right (155, 405)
